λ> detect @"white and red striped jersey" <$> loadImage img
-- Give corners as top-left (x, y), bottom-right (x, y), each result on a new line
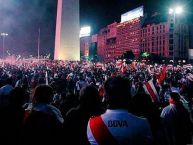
top-left (87, 109), bottom-right (152, 145)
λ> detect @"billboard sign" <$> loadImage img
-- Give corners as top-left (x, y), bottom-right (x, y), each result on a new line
top-left (188, 49), bottom-right (193, 59)
top-left (121, 6), bottom-right (144, 23)
top-left (80, 26), bottom-right (91, 37)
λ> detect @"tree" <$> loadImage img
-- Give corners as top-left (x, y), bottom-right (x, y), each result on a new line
top-left (149, 53), bottom-right (163, 63)
top-left (139, 52), bottom-right (150, 60)
top-left (121, 50), bottom-right (135, 60)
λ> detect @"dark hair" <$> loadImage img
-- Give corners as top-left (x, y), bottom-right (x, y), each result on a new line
top-left (9, 87), bottom-right (28, 106)
top-left (79, 85), bottom-right (100, 108)
top-left (170, 92), bottom-right (181, 102)
top-left (5, 77), bottom-right (13, 85)
top-left (104, 76), bottom-right (130, 109)
top-left (33, 85), bottom-right (54, 104)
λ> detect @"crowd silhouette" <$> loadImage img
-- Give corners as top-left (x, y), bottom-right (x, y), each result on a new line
top-left (0, 60), bottom-right (192, 145)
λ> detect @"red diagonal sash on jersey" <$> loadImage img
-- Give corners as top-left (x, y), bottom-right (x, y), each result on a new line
top-left (89, 116), bottom-right (118, 145)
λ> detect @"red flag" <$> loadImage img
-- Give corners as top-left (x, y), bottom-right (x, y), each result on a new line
top-left (158, 66), bottom-right (167, 84)
top-left (116, 60), bottom-right (123, 68)
top-left (98, 85), bottom-right (105, 97)
top-left (120, 65), bottom-right (127, 74)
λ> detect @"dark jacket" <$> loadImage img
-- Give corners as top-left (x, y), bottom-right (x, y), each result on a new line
top-left (63, 105), bottom-right (104, 145)
top-left (21, 104), bottom-right (63, 145)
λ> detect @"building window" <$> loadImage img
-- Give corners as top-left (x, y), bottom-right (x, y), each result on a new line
top-left (169, 39), bottom-right (173, 44)
top-left (169, 34), bottom-right (173, 39)
top-left (169, 52), bottom-right (173, 56)
top-left (169, 46), bottom-right (173, 50)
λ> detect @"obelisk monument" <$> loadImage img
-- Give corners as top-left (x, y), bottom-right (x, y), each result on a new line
top-left (54, 0), bottom-right (80, 60)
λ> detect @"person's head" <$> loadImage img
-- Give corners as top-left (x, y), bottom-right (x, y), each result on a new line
top-left (33, 85), bottom-right (54, 104)
top-left (169, 92), bottom-right (181, 104)
top-left (104, 76), bottom-right (131, 109)
top-left (79, 85), bottom-right (101, 109)
top-left (9, 87), bottom-right (29, 107)
top-left (5, 77), bottom-right (13, 86)
top-left (136, 82), bottom-right (145, 94)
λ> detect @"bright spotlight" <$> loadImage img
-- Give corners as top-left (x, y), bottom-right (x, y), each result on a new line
top-left (169, 8), bottom-right (174, 14)
top-left (80, 26), bottom-right (91, 38)
top-left (175, 6), bottom-right (183, 14)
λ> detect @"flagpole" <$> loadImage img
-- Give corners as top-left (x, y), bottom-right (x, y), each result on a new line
top-left (45, 71), bottom-right (48, 85)
top-left (38, 28), bottom-right (40, 61)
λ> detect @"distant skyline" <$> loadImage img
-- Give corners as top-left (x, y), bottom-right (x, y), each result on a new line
top-left (0, 0), bottom-right (192, 57)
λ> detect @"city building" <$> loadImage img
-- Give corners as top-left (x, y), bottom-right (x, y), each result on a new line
top-left (168, 14), bottom-right (191, 60)
top-left (97, 28), bottom-right (107, 61)
top-left (96, 18), bottom-right (141, 62)
top-left (96, 6), bottom-right (144, 62)
top-left (95, 22), bottom-right (117, 62)
top-left (89, 34), bottom-right (98, 61)
top-left (116, 18), bottom-right (141, 57)
top-left (105, 22), bottom-right (117, 62)
top-left (141, 12), bottom-right (191, 61)
top-left (80, 36), bottom-right (91, 60)
top-left (188, 24), bottom-right (193, 62)
top-left (141, 22), bottom-right (170, 57)
top-left (82, 6), bottom-right (193, 62)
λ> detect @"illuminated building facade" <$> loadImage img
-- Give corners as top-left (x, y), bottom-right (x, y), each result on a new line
top-left (95, 19), bottom-right (142, 62)
top-left (86, 6), bottom-right (192, 62)
top-left (80, 36), bottom-right (91, 60)
top-left (116, 18), bottom-right (141, 57)
top-left (141, 22), bottom-right (170, 57)
top-left (105, 22), bottom-right (117, 62)
top-left (96, 28), bottom-right (107, 61)
top-left (95, 6), bottom-right (143, 62)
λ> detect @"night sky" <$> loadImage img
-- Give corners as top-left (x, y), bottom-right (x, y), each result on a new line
top-left (0, 0), bottom-right (192, 57)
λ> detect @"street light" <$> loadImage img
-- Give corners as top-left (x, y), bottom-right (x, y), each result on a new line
top-left (169, 6), bottom-right (183, 65)
top-left (0, 33), bottom-right (8, 59)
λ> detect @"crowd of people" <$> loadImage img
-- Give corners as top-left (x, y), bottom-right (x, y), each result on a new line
top-left (0, 59), bottom-right (192, 145)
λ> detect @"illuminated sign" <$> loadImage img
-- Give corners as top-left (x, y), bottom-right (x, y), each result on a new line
top-left (188, 49), bottom-right (193, 59)
top-left (80, 26), bottom-right (91, 37)
top-left (121, 6), bottom-right (144, 23)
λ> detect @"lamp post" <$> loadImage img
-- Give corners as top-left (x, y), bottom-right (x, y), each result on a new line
top-left (38, 28), bottom-right (40, 60)
top-left (169, 6), bottom-right (183, 65)
top-left (0, 32), bottom-right (8, 59)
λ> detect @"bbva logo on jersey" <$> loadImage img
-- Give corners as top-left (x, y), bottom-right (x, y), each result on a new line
top-left (108, 120), bottom-right (128, 127)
